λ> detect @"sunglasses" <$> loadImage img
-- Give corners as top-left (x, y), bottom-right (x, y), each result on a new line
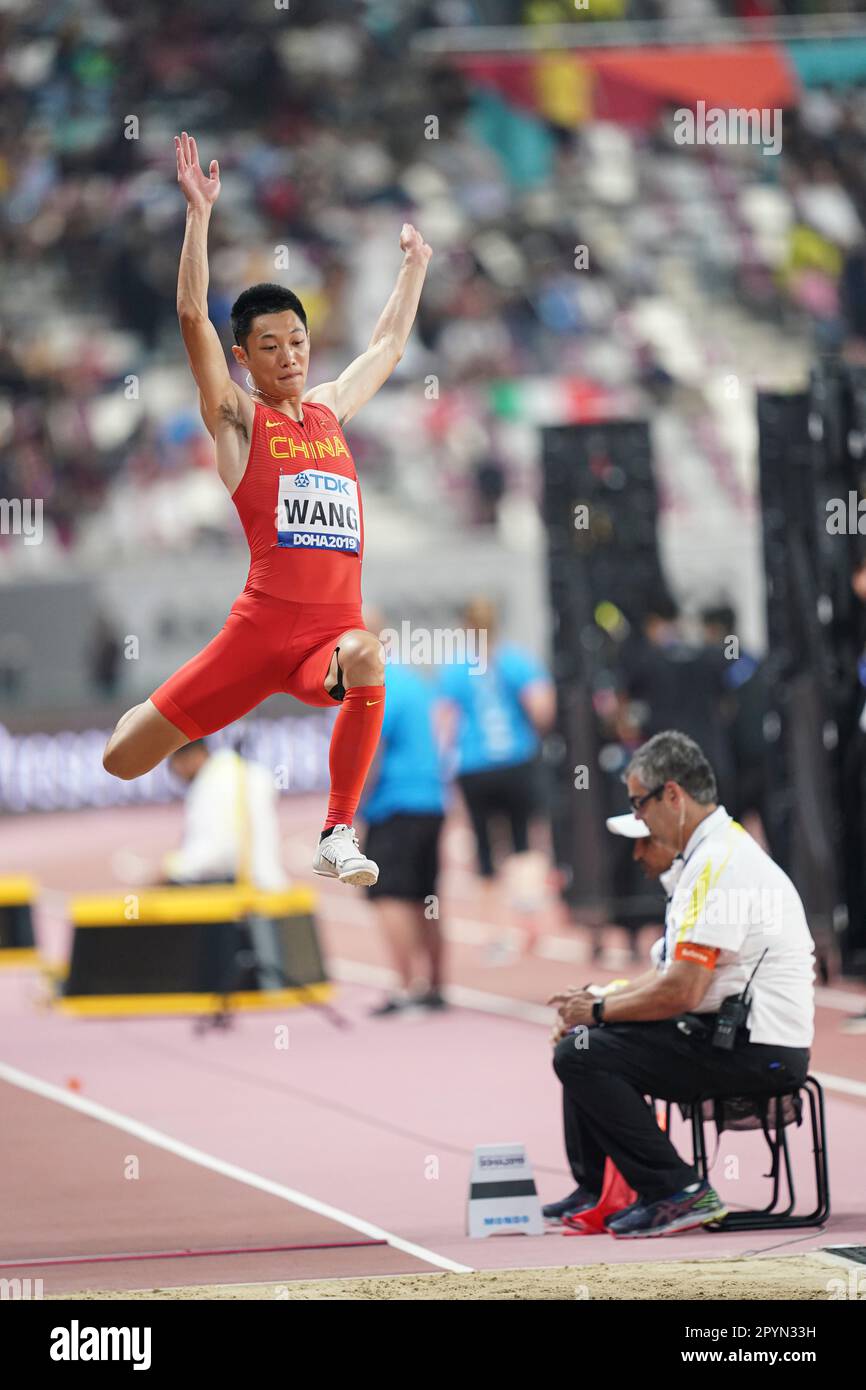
top-left (628, 784), bottom-right (665, 812)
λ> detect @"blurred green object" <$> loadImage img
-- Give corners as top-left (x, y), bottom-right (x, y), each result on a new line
top-left (467, 87), bottom-right (555, 191)
top-left (489, 380), bottom-right (523, 419)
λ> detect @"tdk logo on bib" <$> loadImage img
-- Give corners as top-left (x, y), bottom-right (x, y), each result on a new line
top-left (277, 471), bottom-right (360, 553)
top-left (293, 472), bottom-right (349, 494)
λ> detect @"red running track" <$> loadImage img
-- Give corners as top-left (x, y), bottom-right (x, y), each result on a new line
top-left (1, 797), bottom-right (864, 1294)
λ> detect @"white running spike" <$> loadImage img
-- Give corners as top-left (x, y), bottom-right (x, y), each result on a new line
top-left (312, 824), bottom-right (379, 887)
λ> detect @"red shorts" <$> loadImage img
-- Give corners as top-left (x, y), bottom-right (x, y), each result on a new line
top-left (150, 590), bottom-right (365, 740)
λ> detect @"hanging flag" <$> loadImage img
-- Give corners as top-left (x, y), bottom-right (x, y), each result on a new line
top-left (468, 87), bottom-right (555, 190)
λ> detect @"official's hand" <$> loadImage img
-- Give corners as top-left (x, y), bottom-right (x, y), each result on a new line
top-left (546, 985), bottom-right (589, 1009)
top-left (549, 1017), bottom-right (571, 1046)
top-left (400, 222), bottom-right (432, 267)
top-left (175, 132), bottom-right (220, 211)
top-left (548, 989), bottom-right (596, 1029)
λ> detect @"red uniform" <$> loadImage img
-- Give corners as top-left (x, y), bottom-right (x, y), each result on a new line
top-left (151, 399), bottom-right (366, 738)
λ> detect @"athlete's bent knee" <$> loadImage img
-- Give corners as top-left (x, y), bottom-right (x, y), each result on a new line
top-left (337, 629), bottom-right (385, 687)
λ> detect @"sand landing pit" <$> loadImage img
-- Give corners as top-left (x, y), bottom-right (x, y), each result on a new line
top-left (58, 1251), bottom-right (852, 1301)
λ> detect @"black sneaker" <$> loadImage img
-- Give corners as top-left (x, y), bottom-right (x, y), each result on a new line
top-left (369, 994), bottom-right (413, 1018)
top-left (542, 1186), bottom-right (600, 1223)
top-left (414, 989), bottom-right (448, 1011)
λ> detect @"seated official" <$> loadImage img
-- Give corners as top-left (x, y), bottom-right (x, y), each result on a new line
top-left (543, 808), bottom-right (678, 1224)
top-left (546, 729), bottom-right (816, 1240)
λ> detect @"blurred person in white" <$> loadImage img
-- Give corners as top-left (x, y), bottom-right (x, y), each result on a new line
top-left (547, 730), bottom-right (815, 1239)
top-left (164, 740), bottom-right (287, 891)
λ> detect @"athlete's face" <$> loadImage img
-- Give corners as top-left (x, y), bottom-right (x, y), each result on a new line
top-left (234, 310), bottom-right (310, 399)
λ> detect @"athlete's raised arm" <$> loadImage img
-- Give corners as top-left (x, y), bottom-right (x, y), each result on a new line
top-left (174, 132), bottom-right (253, 467)
top-left (304, 223), bottom-right (432, 426)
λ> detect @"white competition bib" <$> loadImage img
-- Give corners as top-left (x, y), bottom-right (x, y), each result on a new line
top-left (276, 469), bottom-right (360, 554)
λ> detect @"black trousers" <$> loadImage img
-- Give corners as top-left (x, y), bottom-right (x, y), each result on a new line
top-left (457, 758), bottom-right (538, 877)
top-left (552, 1019), bottom-right (810, 1203)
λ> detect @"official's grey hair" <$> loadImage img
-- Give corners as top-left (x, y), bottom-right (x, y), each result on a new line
top-left (625, 730), bottom-right (717, 805)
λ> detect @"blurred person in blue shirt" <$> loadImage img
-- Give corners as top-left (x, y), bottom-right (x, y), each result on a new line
top-left (437, 597), bottom-right (556, 959)
top-left (360, 613), bottom-right (448, 1018)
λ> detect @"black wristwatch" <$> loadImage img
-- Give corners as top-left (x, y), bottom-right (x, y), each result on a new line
top-left (591, 997), bottom-right (606, 1026)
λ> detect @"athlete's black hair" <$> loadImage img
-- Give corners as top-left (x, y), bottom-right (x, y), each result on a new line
top-left (230, 283), bottom-right (308, 348)
top-left (701, 603), bottom-right (737, 632)
top-left (643, 589), bottom-right (679, 624)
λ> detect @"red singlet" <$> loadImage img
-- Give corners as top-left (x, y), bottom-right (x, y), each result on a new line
top-left (235, 399), bottom-right (364, 605)
top-left (150, 399), bottom-right (367, 739)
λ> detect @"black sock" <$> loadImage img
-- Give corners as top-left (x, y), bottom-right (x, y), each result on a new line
top-left (319, 827), bottom-right (335, 842)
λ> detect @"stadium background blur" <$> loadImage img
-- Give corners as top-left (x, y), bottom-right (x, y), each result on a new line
top-left (3, 0), bottom-right (866, 978)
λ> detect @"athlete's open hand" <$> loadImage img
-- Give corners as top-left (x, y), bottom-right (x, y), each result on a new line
top-left (400, 222), bottom-right (432, 267)
top-left (175, 132), bottom-right (220, 211)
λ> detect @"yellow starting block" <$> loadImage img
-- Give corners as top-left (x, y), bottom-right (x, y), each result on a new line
top-left (0, 877), bottom-right (39, 968)
top-left (58, 884), bottom-right (331, 1017)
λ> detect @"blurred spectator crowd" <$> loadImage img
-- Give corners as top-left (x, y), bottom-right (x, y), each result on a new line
top-left (1, 0), bottom-right (866, 563)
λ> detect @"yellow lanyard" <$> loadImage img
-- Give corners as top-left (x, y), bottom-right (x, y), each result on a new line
top-left (233, 753), bottom-right (252, 888)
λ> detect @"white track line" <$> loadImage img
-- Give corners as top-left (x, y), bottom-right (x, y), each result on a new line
top-left (40, 879), bottom-right (866, 1005)
top-left (0, 1062), bottom-right (472, 1276)
top-left (814, 986), bottom-right (866, 1012)
top-left (812, 1070), bottom-right (866, 1101)
top-left (331, 961), bottom-right (866, 1099)
top-left (331, 957), bottom-right (553, 1025)
top-left (317, 892), bottom-right (866, 1009)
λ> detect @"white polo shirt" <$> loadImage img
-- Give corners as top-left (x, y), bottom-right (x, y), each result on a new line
top-left (163, 749), bottom-right (288, 892)
top-left (658, 807), bottom-right (815, 1048)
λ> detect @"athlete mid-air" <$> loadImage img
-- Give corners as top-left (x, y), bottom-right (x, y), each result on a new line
top-left (103, 132), bottom-right (432, 886)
